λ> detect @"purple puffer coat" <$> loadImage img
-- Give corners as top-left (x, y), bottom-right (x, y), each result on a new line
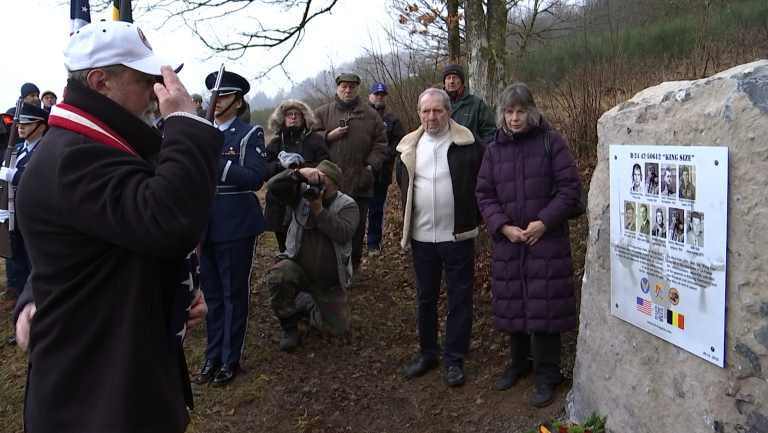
top-left (475, 117), bottom-right (581, 334)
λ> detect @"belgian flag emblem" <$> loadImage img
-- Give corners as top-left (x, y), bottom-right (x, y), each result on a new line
top-left (666, 310), bottom-right (685, 330)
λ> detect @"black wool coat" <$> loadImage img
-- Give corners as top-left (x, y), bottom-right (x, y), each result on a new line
top-left (17, 80), bottom-right (222, 433)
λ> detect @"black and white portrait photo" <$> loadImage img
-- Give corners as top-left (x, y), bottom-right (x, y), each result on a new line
top-left (624, 201), bottom-right (636, 231)
top-left (645, 162), bottom-right (659, 195)
top-left (687, 211), bottom-right (704, 247)
top-left (660, 164), bottom-right (676, 197)
top-left (668, 207), bottom-right (685, 242)
top-left (631, 163), bottom-right (643, 193)
top-left (652, 206), bottom-right (666, 238)
top-left (679, 165), bottom-right (696, 200)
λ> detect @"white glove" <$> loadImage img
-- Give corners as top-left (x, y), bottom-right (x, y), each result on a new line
top-left (0, 209), bottom-right (8, 223)
top-left (0, 167), bottom-right (18, 182)
top-left (278, 151), bottom-right (305, 169)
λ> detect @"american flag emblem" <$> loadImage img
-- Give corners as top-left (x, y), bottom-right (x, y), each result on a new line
top-left (636, 297), bottom-right (652, 316)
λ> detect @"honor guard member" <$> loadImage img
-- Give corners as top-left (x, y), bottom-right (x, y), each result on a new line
top-left (0, 103), bottom-right (48, 304)
top-left (196, 70), bottom-right (266, 386)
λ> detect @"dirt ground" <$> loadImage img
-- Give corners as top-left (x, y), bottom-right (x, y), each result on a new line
top-left (0, 168), bottom-right (591, 433)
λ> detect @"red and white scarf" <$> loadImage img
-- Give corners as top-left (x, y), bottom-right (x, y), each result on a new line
top-left (49, 104), bottom-right (140, 157)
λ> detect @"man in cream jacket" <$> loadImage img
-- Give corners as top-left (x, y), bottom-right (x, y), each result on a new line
top-left (395, 88), bottom-right (485, 387)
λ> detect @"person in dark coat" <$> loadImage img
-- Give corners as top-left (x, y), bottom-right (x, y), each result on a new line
top-left (366, 83), bottom-right (405, 254)
top-left (20, 82), bottom-right (41, 108)
top-left (15, 20), bottom-right (217, 433)
top-left (475, 83), bottom-right (581, 408)
top-left (195, 70), bottom-right (267, 387)
top-left (264, 99), bottom-right (330, 252)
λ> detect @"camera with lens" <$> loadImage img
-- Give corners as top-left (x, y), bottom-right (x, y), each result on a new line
top-left (303, 183), bottom-right (326, 200)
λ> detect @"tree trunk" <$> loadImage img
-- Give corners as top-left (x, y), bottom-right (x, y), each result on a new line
top-left (465, 0), bottom-right (508, 111)
top-left (447, 0), bottom-right (461, 63)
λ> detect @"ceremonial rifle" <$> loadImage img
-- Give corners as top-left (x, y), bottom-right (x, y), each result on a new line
top-left (0, 97), bottom-right (22, 258)
top-left (205, 64), bottom-right (226, 123)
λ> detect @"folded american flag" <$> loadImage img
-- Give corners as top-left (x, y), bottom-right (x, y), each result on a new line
top-left (169, 250), bottom-right (201, 347)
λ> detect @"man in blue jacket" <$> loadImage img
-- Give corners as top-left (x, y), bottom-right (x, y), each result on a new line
top-left (195, 70), bottom-right (266, 387)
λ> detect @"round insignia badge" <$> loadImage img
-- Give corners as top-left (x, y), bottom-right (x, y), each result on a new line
top-left (669, 288), bottom-right (680, 306)
top-left (137, 27), bottom-right (153, 50)
top-left (640, 277), bottom-right (650, 294)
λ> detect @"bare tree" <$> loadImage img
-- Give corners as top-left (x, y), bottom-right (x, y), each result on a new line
top-left (509, 0), bottom-right (581, 56)
top-left (391, 0), bottom-right (466, 59)
top-left (465, 0), bottom-right (508, 110)
top-left (72, 0), bottom-right (340, 79)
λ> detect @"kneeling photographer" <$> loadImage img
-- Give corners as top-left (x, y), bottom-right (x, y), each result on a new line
top-left (265, 161), bottom-right (359, 351)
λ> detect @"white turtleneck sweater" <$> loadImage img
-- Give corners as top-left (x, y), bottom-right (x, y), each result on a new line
top-left (411, 125), bottom-right (455, 243)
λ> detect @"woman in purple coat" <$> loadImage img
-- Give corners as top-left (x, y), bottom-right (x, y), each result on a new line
top-left (475, 83), bottom-right (581, 407)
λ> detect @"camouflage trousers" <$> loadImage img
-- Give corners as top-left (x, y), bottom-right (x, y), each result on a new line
top-left (265, 259), bottom-right (349, 336)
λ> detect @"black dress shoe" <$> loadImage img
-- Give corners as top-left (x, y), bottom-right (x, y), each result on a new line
top-left (194, 359), bottom-right (221, 384)
top-left (212, 362), bottom-right (240, 387)
top-left (445, 366), bottom-right (465, 387)
top-left (404, 357), bottom-right (439, 379)
top-left (531, 383), bottom-right (558, 407)
top-left (495, 365), bottom-right (529, 391)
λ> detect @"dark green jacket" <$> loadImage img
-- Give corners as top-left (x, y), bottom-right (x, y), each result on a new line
top-left (450, 86), bottom-right (496, 144)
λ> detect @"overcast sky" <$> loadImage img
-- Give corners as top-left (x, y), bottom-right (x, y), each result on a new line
top-left (0, 0), bottom-right (391, 109)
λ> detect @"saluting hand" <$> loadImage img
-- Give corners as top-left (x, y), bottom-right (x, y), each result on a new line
top-left (153, 65), bottom-right (197, 118)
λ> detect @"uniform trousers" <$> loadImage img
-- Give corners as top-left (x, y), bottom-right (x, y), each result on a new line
top-left (266, 259), bottom-right (349, 336)
top-left (201, 236), bottom-right (257, 365)
top-left (9, 230), bottom-right (30, 296)
top-left (411, 239), bottom-right (474, 367)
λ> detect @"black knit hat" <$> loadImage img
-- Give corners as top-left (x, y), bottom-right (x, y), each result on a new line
top-left (442, 64), bottom-right (465, 84)
top-left (21, 83), bottom-right (40, 98)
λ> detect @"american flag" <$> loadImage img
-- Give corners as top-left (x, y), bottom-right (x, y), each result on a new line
top-left (168, 250), bottom-right (201, 347)
top-left (636, 297), bottom-right (652, 316)
top-left (70, 0), bottom-right (91, 36)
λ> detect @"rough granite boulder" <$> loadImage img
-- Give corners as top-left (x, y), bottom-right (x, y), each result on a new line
top-left (568, 60), bottom-right (768, 433)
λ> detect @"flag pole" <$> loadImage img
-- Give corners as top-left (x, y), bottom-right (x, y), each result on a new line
top-left (119, 0), bottom-right (133, 23)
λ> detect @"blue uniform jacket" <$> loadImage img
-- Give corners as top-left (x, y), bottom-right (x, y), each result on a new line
top-left (201, 118), bottom-right (267, 244)
top-left (12, 141), bottom-right (38, 186)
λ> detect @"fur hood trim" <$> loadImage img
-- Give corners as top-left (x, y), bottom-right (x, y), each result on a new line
top-left (268, 99), bottom-right (317, 133)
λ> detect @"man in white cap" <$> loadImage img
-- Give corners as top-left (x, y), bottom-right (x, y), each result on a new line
top-left (14, 20), bottom-right (221, 433)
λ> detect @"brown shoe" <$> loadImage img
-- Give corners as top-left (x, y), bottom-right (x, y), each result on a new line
top-left (1, 298), bottom-right (16, 310)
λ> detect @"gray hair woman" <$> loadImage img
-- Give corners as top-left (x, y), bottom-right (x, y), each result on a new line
top-left (264, 100), bottom-right (330, 252)
top-left (476, 82), bottom-right (581, 407)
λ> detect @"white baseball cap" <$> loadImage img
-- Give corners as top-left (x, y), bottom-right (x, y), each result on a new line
top-left (63, 20), bottom-right (182, 75)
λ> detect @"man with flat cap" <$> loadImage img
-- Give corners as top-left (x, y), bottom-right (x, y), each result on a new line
top-left (192, 93), bottom-right (203, 113)
top-left (314, 73), bottom-right (387, 276)
top-left (20, 83), bottom-right (41, 108)
top-left (14, 21), bottom-right (217, 433)
top-left (195, 70), bottom-right (266, 387)
top-left (0, 102), bottom-right (48, 312)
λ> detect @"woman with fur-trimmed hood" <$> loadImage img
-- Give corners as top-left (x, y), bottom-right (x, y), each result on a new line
top-left (265, 99), bottom-right (330, 252)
